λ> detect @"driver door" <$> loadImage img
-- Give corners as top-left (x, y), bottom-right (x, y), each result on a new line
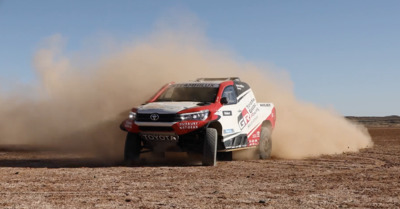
top-left (217, 85), bottom-right (244, 148)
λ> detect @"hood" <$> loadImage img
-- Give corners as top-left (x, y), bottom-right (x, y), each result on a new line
top-left (137, 102), bottom-right (201, 114)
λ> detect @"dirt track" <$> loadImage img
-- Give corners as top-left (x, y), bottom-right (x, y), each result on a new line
top-left (0, 127), bottom-right (399, 208)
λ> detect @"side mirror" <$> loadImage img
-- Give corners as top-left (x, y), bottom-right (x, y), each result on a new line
top-left (220, 97), bottom-right (228, 105)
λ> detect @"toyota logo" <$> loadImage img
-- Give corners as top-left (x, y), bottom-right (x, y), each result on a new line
top-left (150, 113), bottom-right (159, 121)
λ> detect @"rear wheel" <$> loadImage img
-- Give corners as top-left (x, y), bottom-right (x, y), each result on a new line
top-left (124, 133), bottom-right (141, 164)
top-left (202, 128), bottom-right (218, 166)
top-left (259, 126), bottom-right (272, 159)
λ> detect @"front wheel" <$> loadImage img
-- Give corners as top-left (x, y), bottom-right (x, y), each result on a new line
top-left (259, 126), bottom-right (272, 159)
top-left (124, 133), bottom-right (141, 164)
top-left (202, 128), bottom-right (217, 166)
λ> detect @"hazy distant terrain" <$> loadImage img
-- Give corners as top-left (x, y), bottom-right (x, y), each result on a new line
top-left (347, 115), bottom-right (400, 127)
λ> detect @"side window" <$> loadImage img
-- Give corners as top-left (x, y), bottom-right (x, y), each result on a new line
top-left (222, 85), bottom-right (238, 104)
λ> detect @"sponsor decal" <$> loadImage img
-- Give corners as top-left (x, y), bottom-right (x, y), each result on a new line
top-left (260, 103), bottom-right (271, 107)
top-left (246, 98), bottom-right (257, 113)
top-left (223, 129), bottom-right (234, 134)
top-left (179, 122), bottom-right (199, 130)
top-left (236, 84), bottom-right (245, 90)
top-left (237, 98), bottom-right (260, 130)
top-left (124, 121), bottom-right (133, 128)
top-left (141, 134), bottom-right (178, 141)
top-left (222, 111), bottom-right (232, 116)
top-left (174, 83), bottom-right (219, 88)
top-left (248, 130), bottom-right (261, 146)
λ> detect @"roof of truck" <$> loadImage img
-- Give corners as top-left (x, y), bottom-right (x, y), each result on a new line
top-left (169, 77), bottom-right (239, 87)
top-left (195, 77), bottom-right (240, 82)
top-left (171, 77), bottom-right (251, 96)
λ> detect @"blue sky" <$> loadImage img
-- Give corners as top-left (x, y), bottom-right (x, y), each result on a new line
top-left (0, 0), bottom-right (399, 116)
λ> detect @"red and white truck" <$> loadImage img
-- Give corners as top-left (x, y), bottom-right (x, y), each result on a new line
top-left (120, 77), bottom-right (276, 166)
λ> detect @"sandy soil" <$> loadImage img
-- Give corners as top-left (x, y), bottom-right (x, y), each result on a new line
top-left (0, 126), bottom-right (399, 208)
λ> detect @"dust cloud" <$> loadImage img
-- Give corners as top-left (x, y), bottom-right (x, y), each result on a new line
top-left (0, 24), bottom-right (372, 161)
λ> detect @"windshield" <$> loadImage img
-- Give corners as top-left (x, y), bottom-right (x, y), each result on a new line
top-left (155, 83), bottom-right (219, 103)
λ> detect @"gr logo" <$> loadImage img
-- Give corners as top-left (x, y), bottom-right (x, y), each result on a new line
top-left (237, 108), bottom-right (250, 130)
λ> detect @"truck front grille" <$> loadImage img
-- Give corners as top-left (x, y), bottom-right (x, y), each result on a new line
top-left (139, 126), bottom-right (174, 132)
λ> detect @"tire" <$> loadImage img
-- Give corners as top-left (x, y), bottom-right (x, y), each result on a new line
top-left (202, 128), bottom-right (218, 166)
top-left (124, 133), bottom-right (141, 163)
top-left (259, 126), bottom-right (272, 159)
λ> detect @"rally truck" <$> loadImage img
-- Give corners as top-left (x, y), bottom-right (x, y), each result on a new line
top-left (120, 77), bottom-right (276, 166)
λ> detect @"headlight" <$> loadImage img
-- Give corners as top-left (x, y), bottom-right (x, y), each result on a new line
top-left (128, 111), bottom-right (136, 120)
top-left (180, 110), bottom-right (209, 121)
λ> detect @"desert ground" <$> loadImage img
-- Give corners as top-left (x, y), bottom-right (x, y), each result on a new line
top-left (0, 117), bottom-right (399, 208)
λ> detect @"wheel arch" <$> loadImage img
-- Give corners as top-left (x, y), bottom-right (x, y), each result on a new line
top-left (207, 121), bottom-right (229, 151)
top-left (207, 121), bottom-right (223, 138)
top-left (262, 120), bottom-right (272, 130)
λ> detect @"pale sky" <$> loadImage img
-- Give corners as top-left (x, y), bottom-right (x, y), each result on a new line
top-left (1, 0), bottom-right (399, 116)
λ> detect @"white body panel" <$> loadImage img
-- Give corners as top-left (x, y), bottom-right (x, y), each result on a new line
top-left (216, 89), bottom-right (274, 144)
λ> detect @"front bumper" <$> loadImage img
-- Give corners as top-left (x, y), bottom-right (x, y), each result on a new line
top-left (137, 126), bottom-right (208, 153)
top-left (121, 119), bottom-right (209, 135)
top-left (121, 119), bottom-right (209, 153)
